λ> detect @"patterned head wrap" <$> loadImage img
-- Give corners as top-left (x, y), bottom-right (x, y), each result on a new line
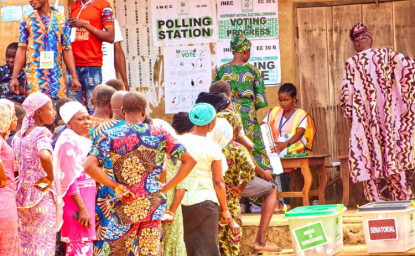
top-left (207, 118), bottom-right (233, 149)
top-left (21, 92), bottom-right (51, 135)
top-left (217, 109), bottom-right (241, 131)
top-left (196, 92), bottom-right (231, 113)
top-left (189, 103), bottom-right (216, 126)
top-left (350, 22), bottom-right (372, 41)
top-left (231, 34), bottom-right (252, 52)
top-left (0, 99), bottom-right (14, 134)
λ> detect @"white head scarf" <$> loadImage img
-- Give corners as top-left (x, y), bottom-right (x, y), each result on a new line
top-left (207, 118), bottom-right (233, 176)
top-left (60, 101), bottom-right (87, 124)
top-left (207, 118), bottom-right (233, 148)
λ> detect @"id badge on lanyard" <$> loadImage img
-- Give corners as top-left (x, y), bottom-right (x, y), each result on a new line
top-left (40, 51), bottom-right (54, 69)
top-left (36, 11), bottom-right (55, 69)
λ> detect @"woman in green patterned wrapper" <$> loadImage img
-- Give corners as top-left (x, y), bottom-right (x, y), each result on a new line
top-left (213, 34), bottom-right (271, 172)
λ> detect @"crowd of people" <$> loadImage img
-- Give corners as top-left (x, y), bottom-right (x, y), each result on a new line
top-left (0, 0), bottom-right (414, 254)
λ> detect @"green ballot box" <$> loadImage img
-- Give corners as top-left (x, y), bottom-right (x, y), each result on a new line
top-left (285, 204), bottom-right (347, 256)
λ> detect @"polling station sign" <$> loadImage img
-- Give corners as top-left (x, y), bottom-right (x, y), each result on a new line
top-left (216, 39), bottom-right (281, 86)
top-left (292, 221), bottom-right (329, 251)
top-left (151, 0), bottom-right (217, 46)
top-left (217, 0), bottom-right (278, 40)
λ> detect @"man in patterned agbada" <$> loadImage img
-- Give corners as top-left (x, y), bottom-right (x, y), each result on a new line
top-left (84, 92), bottom-right (196, 255)
top-left (341, 22), bottom-right (415, 202)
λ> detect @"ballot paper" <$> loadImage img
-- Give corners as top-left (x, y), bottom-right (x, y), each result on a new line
top-left (260, 123), bottom-right (283, 174)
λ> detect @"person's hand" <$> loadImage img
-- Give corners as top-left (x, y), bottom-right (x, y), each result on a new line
top-left (68, 18), bottom-right (87, 28)
top-left (261, 170), bottom-right (274, 182)
top-left (219, 209), bottom-right (231, 226)
top-left (9, 79), bottom-right (20, 95)
top-left (229, 187), bottom-right (242, 198)
top-left (228, 219), bottom-right (241, 238)
top-left (34, 177), bottom-right (53, 191)
top-left (114, 184), bottom-right (134, 201)
top-left (78, 208), bottom-right (92, 229)
top-left (158, 181), bottom-right (168, 194)
top-left (0, 179), bottom-right (6, 188)
top-left (162, 210), bottom-right (175, 224)
top-left (273, 142), bottom-right (288, 154)
top-left (70, 78), bottom-right (82, 93)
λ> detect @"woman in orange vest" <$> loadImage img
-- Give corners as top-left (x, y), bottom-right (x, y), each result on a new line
top-left (261, 83), bottom-right (316, 210)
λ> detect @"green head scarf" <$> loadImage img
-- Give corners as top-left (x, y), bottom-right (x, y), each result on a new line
top-left (189, 103), bottom-right (216, 126)
top-left (230, 34), bottom-right (252, 52)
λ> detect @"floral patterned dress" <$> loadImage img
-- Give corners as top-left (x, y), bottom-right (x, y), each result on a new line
top-left (213, 64), bottom-right (270, 171)
top-left (161, 159), bottom-right (188, 256)
top-left (219, 141), bottom-right (255, 256)
top-left (90, 123), bottom-right (186, 256)
top-left (12, 127), bottom-right (57, 256)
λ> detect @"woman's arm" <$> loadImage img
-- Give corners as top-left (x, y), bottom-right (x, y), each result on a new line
top-left (211, 159), bottom-right (231, 224)
top-left (0, 162), bottom-right (7, 188)
top-left (168, 188), bottom-right (186, 214)
top-left (274, 127), bottom-right (306, 153)
top-left (35, 149), bottom-right (54, 190)
top-left (161, 152), bottom-right (196, 193)
top-left (71, 194), bottom-right (92, 229)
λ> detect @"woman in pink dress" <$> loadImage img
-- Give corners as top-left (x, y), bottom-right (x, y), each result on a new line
top-left (0, 99), bottom-right (20, 256)
top-left (54, 101), bottom-right (96, 256)
top-left (12, 92), bottom-right (57, 256)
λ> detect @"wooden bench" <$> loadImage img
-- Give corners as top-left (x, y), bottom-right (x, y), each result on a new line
top-left (337, 155), bottom-right (366, 207)
top-left (278, 155), bottom-right (329, 206)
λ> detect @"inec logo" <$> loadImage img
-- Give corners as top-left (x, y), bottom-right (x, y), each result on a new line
top-left (242, 0), bottom-right (253, 12)
top-left (178, 0), bottom-right (189, 15)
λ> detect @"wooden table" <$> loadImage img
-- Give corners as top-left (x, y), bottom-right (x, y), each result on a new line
top-left (278, 155), bottom-right (329, 206)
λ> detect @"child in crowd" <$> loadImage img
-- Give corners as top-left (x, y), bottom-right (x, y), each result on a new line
top-left (0, 43), bottom-right (26, 105)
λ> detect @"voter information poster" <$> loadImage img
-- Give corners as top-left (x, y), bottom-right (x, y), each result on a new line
top-left (164, 45), bottom-right (212, 114)
top-left (151, 0), bottom-right (217, 46)
top-left (217, 40), bottom-right (281, 86)
top-left (293, 221), bottom-right (329, 251)
top-left (1, 5), bottom-right (22, 22)
top-left (217, 0), bottom-right (278, 40)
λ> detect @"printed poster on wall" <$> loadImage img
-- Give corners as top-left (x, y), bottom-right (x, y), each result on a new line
top-left (217, 0), bottom-right (278, 40)
top-left (1, 5), bottom-right (22, 22)
top-left (164, 45), bottom-right (212, 114)
top-left (151, 0), bottom-right (217, 46)
top-left (217, 40), bottom-right (281, 86)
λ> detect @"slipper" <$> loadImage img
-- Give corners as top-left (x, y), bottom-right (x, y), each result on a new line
top-left (251, 241), bottom-right (283, 254)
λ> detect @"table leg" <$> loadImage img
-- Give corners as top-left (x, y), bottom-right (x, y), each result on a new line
top-left (340, 160), bottom-right (350, 207)
top-left (300, 159), bottom-right (312, 206)
top-left (317, 164), bottom-right (328, 205)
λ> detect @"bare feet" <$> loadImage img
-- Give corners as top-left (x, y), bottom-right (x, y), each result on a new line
top-left (253, 241), bottom-right (282, 252)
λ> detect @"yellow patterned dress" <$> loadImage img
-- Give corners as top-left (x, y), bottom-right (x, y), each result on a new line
top-left (161, 160), bottom-right (188, 256)
top-left (219, 141), bottom-right (255, 256)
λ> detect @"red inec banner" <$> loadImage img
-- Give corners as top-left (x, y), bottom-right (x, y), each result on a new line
top-left (368, 219), bottom-right (398, 241)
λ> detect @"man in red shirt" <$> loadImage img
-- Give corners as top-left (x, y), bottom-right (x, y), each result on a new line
top-left (67, 0), bottom-right (115, 111)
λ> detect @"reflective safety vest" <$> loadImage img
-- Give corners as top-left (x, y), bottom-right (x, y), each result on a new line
top-left (267, 107), bottom-right (316, 154)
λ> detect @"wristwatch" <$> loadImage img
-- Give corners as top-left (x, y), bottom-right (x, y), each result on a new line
top-left (286, 141), bottom-right (291, 147)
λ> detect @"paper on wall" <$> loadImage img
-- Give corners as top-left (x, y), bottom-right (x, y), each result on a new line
top-left (151, 0), bottom-right (217, 46)
top-left (217, 0), bottom-right (278, 40)
top-left (1, 5), bottom-right (22, 22)
top-left (217, 39), bottom-right (281, 86)
top-left (164, 45), bottom-right (212, 114)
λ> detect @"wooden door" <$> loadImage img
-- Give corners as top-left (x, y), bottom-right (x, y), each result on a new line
top-left (296, 0), bottom-right (415, 203)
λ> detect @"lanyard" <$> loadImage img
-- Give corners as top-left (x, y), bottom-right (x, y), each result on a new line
top-left (76, 0), bottom-right (92, 19)
top-left (35, 11), bottom-right (55, 51)
top-left (278, 107), bottom-right (297, 135)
